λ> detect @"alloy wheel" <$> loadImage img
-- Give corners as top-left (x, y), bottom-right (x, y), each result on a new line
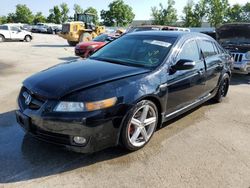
top-left (128, 103), bottom-right (157, 147)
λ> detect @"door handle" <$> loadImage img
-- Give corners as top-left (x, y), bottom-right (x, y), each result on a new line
top-left (198, 69), bottom-right (205, 75)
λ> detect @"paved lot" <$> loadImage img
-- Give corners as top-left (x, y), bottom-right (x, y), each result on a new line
top-left (0, 34), bottom-right (250, 188)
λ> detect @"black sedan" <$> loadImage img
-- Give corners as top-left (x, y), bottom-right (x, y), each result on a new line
top-left (16, 31), bottom-right (231, 153)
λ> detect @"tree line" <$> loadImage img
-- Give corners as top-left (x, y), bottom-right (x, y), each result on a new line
top-left (0, 0), bottom-right (249, 27)
top-left (152, 0), bottom-right (250, 27)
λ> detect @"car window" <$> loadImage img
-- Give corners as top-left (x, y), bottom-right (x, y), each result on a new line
top-left (212, 42), bottom-right (220, 54)
top-left (177, 40), bottom-right (200, 62)
top-left (90, 35), bottom-right (177, 68)
top-left (199, 40), bottom-right (217, 58)
top-left (215, 43), bottom-right (225, 54)
top-left (0, 25), bottom-right (8, 30)
top-left (93, 34), bottom-right (108, 42)
top-left (10, 26), bottom-right (19, 31)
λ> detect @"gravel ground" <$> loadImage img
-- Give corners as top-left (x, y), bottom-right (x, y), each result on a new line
top-left (0, 34), bottom-right (250, 188)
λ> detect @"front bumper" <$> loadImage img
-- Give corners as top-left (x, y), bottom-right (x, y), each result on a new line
top-left (232, 61), bottom-right (250, 74)
top-left (16, 104), bottom-right (127, 153)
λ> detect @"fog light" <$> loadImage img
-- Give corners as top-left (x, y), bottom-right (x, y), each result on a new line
top-left (73, 136), bottom-right (86, 145)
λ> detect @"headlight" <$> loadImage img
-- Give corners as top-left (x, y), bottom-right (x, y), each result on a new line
top-left (54, 97), bottom-right (117, 112)
top-left (54, 102), bottom-right (85, 112)
top-left (245, 51), bottom-right (250, 60)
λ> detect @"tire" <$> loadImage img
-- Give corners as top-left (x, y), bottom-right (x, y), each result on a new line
top-left (79, 32), bottom-right (92, 42)
top-left (0, 35), bottom-right (5, 42)
top-left (213, 73), bottom-right (230, 103)
top-left (67, 40), bottom-right (78, 46)
top-left (24, 35), bottom-right (31, 42)
top-left (121, 100), bottom-right (158, 151)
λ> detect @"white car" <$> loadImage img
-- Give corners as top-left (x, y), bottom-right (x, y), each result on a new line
top-left (0, 24), bottom-right (33, 42)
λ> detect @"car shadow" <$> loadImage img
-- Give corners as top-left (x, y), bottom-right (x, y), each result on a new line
top-left (32, 44), bottom-right (71, 48)
top-left (0, 61), bottom-right (13, 74)
top-left (230, 74), bottom-right (250, 85)
top-left (0, 99), bottom-right (218, 184)
top-left (0, 110), bottom-right (129, 184)
top-left (58, 57), bottom-right (80, 62)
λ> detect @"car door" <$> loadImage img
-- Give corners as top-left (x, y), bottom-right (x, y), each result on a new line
top-left (166, 39), bottom-right (206, 114)
top-left (198, 40), bottom-right (223, 94)
top-left (10, 26), bottom-right (24, 40)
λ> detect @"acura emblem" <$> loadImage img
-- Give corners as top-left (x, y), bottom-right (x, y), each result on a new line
top-left (23, 92), bottom-right (32, 105)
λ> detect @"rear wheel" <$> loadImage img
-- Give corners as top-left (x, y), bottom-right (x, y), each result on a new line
top-left (79, 32), bottom-right (92, 42)
top-left (0, 35), bottom-right (5, 42)
top-left (121, 100), bottom-right (158, 151)
top-left (24, 35), bottom-right (31, 42)
top-left (213, 73), bottom-right (230, 103)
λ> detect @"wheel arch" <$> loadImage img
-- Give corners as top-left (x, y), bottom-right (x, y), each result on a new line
top-left (0, 34), bottom-right (5, 39)
top-left (24, 34), bottom-right (32, 40)
top-left (117, 95), bottom-right (163, 146)
top-left (134, 95), bottom-right (163, 128)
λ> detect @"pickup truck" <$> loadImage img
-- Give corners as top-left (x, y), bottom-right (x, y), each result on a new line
top-left (0, 24), bottom-right (33, 42)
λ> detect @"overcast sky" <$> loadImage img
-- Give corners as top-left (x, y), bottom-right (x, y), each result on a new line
top-left (0, 0), bottom-right (249, 20)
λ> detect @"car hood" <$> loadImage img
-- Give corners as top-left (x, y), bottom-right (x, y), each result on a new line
top-left (23, 59), bottom-right (150, 99)
top-left (217, 23), bottom-right (250, 39)
top-left (76, 41), bottom-right (105, 49)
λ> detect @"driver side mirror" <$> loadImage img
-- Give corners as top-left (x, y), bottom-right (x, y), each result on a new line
top-left (18, 29), bottom-right (22, 32)
top-left (172, 59), bottom-right (196, 71)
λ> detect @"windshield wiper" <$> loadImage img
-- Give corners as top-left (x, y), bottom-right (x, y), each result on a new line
top-left (90, 57), bottom-right (132, 66)
top-left (90, 57), bottom-right (152, 69)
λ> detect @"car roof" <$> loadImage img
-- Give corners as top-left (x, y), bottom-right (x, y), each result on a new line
top-left (126, 30), bottom-right (213, 40)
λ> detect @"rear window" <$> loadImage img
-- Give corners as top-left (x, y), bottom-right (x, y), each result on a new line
top-left (0, 25), bottom-right (8, 30)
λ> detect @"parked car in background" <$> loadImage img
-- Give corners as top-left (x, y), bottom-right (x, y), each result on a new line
top-left (217, 23), bottom-right (250, 74)
top-left (21, 24), bottom-right (33, 32)
top-left (0, 24), bottom-right (32, 42)
top-left (16, 31), bottom-right (231, 153)
top-left (126, 25), bottom-right (190, 33)
top-left (31, 23), bottom-right (62, 34)
top-left (75, 33), bottom-right (119, 58)
top-left (31, 25), bottom-right (48, 33)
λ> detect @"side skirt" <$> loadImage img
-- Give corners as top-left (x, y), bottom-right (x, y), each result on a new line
top-left (161, 89), bottom-right (217, 124)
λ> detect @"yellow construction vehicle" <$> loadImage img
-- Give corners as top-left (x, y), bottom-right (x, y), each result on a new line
top-left (58, 13), bottom-right (106, 46)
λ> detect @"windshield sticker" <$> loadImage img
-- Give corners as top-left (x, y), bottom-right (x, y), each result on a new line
top-left (143, 40), bottom-right (172, 48)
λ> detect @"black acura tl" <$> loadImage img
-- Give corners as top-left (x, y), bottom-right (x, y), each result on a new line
top-left (16, 31), bottom-right (231, 153)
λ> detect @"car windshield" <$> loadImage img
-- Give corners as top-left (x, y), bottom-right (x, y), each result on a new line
top-left (90, 34), bottom-right (176, 68)
top-left (93, 34), bottom-right (110, 42)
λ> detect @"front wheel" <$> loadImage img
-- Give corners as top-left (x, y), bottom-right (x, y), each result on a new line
top-left (213, 73), bottom-right (230, 103)
top-left (24, 35), bottom-right (31, 42)
top-left (121, 100), bottom-right (158, 151)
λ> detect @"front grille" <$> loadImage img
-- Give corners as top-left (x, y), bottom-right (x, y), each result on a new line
top-left (62, 24), bottom-right (70, 33)
top-left (231, 53), bottom-right (244, 63)
top-left (19, 87), bottom-right (46, 110)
